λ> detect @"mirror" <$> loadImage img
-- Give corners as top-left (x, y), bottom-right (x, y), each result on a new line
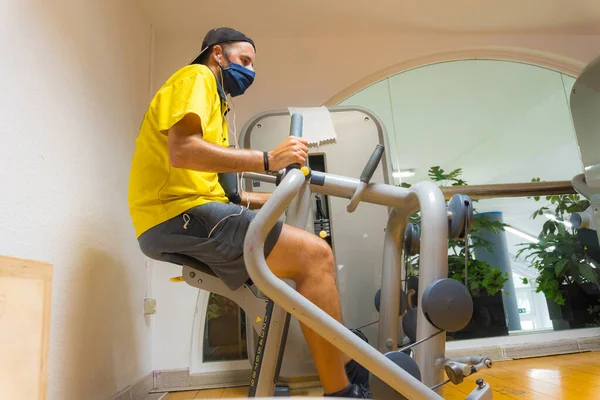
top-left (339, 59), bottom-right (599, 339)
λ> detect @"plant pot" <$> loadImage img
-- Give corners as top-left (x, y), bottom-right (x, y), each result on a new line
top-left (447, 290), bottom-right (509, 340)
top-left (545, 282), bottom-right (600, 330)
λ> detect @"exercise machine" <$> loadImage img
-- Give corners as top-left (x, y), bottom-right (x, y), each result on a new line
top-left (242, 113), bottom-right (493, 399)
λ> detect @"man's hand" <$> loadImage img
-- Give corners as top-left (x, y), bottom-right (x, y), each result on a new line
top-left (268, 137), bottom-right (309, 171)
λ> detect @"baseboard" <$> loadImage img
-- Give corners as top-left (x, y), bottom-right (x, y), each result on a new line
top-left (446, 335), bottom-right (600, 361)
top-left (151, 368), bottom-right (252, 393)
top-left (108, 372), bottom-right (154, 400)
top-left (108, 336), bottom-right (600, 399)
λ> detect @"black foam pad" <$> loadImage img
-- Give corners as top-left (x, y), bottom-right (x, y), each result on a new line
top-left (218, 172), bottom-right (242, 204)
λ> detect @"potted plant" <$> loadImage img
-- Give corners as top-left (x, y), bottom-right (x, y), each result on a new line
top-left (516, 183), bottom-right (600, 329)
top-left (402, 167), bottom-right (510, 339)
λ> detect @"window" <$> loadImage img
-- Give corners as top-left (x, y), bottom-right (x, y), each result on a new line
top-left (202, 293), bottom-right (248, 363)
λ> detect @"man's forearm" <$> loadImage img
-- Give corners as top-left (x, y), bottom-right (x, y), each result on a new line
top-left (242, 191), bottom-right (271, 210)
top-left (170, 133), bottom-right (266, 173)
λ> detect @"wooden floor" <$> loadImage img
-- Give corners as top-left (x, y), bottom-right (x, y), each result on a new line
top-left (162, 351), bottom-right (600, 399)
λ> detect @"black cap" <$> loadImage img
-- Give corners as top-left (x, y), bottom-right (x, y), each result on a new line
top-left (190, 27), bottom-right (255, 65)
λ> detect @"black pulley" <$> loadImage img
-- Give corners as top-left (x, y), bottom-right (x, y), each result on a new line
top-left (401, 308), bottom-right (418, 343)
top-left (374, 289), bottom-right (409, 314)
top-left (421, 278), bottom-right (473, 332)
top-left (448, 194), bottom-right (473, 240)
top-left (403, 223), bottom-right (420, 255)
top-left (370, 351), bottom-right (422, 400)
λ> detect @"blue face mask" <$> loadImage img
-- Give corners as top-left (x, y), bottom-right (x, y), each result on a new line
top-left (221, 59), bottom-right (255, 97)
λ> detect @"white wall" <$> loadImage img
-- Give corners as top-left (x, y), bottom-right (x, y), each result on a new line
top-left (148, 30), bottom-right (600, 370)
top-left (151, 261), bottom-right (199, 370)
top-left (0, 1), bottom-right (152, 399)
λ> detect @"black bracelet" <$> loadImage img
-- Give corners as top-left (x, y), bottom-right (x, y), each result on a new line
top-left (263, 151), bottom-right (269, 172)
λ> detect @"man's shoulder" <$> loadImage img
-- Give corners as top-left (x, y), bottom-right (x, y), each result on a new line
top-left (164, 64), bottom-right (215, 88)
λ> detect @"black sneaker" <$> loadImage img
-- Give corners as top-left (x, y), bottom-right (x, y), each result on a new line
top-left (346, 329), bottom-right (371, 386)
top-left (347, 383), bottom-right (372, 399)
top-left (324, 383), bottom-right (372, 398)
top-left (345, 359), bottom-right (370, 386)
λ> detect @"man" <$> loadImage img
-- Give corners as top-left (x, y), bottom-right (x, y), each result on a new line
top-left (128, 27), bottom-right (370, 398)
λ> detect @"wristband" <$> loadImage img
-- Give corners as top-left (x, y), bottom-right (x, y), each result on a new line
top-left (263, 151), bottom-right (269, 172)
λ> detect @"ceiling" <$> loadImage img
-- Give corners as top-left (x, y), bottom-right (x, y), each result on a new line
top-left (138, 0), bottom-right (600, 37)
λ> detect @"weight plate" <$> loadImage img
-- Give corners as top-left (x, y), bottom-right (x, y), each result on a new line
top-left (374, 288), bottom-right (409, 314)
top-left (421, 278), bottom-right (473, 332)
top-left (370, 351), bottom-right (422, 400)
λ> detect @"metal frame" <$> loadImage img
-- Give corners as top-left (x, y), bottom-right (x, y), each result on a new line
top-left (182, 265), bottom-right (267, 334)
top-left (243, 167), bottom-right (484, 399)
top-left (247, 162), bottom-right (315, 398)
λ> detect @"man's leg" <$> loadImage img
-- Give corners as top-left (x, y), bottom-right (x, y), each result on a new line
top-left (265, 223), bottom-right (350, 395)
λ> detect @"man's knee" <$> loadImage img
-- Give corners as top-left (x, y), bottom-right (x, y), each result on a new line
top-left (268, 224), bottom-right (336, 282)
top-left (304, 236), bottom-right (336, 278)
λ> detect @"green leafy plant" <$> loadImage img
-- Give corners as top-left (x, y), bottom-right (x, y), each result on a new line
top-left (206, 293), bottom-right (223, 320)
top-left (588, 300), bottom-right (600, 326)
top-left (516, 183), bottom-right (596, 306)
top-left (404, 166), bottom-right (509, 297)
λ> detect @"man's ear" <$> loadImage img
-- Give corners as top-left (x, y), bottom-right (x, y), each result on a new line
top-left (213, 45), bottom-right (223, 64)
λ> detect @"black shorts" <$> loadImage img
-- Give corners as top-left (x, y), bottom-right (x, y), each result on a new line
top-left (138, 201), bottom-right (284, 291)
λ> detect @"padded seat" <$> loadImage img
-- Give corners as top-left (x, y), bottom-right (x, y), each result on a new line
top-left (163, 253), bottom-right (217, 277)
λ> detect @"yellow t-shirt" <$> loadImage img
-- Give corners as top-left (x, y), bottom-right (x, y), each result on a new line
top-left (128, 64), bottom-right (230, 238)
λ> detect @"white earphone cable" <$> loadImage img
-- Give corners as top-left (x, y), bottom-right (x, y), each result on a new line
top-left (204, 57), bottom-right (247, 239)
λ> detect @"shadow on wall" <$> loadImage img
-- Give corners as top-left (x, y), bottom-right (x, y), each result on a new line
top-left (61, 244), bottom-right (141, 399)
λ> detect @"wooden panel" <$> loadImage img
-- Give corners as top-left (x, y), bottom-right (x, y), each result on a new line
top-left (0, 255), bottom-right (53, 400)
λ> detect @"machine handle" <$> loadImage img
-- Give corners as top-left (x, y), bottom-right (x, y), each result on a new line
top-left (289, 113), bottom-right (303, 138)
top-left (347, 144), bottom-right (385, 213)
top-left (285, 113), bottom-right (304, 172)
top-left (359, 144), bottom-right (384, 183)
top-left (275, 113), bottom-right (305, 186)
